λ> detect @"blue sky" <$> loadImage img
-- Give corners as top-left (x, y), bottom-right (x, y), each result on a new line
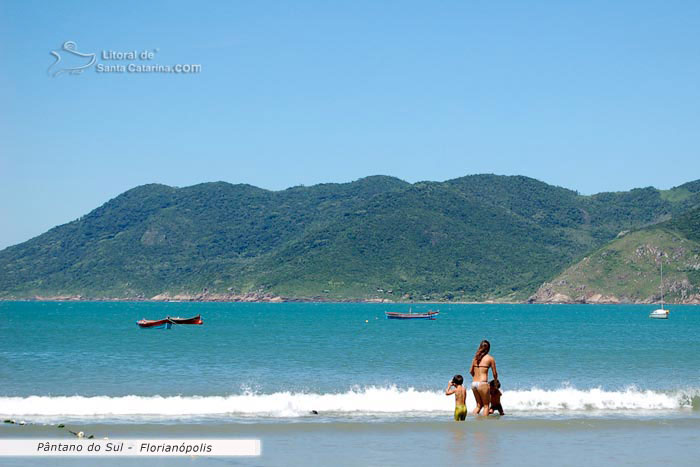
top-left (1, 1), bottom-right (700, 249)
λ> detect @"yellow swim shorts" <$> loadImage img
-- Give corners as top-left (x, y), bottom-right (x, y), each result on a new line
top-left (454, 404), bottom-right (467, 421)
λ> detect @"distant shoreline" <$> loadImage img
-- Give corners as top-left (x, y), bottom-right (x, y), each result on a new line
top-left (0, 296), bottom-right (697, 305)
top-left (0, 295), bottom-right (508, 304)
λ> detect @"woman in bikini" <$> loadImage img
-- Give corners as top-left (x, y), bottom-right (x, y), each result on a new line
top-left (469, 339), bottom-right (498, 416)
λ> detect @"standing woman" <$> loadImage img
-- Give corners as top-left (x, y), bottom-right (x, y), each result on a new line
top-left (469, 339), bottom-right (497, 416)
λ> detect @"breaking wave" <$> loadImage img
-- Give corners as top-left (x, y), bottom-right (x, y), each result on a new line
top-left (1, 386), bottom-right (698, 420)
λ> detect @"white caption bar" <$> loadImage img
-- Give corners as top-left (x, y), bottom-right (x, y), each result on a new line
top-left (0, 439), bottom-right (261, 456)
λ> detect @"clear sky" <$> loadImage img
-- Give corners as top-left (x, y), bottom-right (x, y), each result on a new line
top-left (2, 1), bottom-right (700, 250)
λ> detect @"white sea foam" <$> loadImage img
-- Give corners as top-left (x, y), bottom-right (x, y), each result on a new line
top-left (1, 386), bottom-right (697, 419)
top-left (504, 386), bottom-right (694, 411)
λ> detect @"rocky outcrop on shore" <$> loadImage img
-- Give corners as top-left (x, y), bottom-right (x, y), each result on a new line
top-left (18, 292), bottom-right (286, 302)
top-left (528, 283), bottom-right (623, 304)
top-left (13, 292), bottom-right (398, 303)
top-left (529, 281), bottom-right (700, 305)
top-left (31, 294), bottom-right (85, 301)
top-left (149, 292), bottom-right (285, 302)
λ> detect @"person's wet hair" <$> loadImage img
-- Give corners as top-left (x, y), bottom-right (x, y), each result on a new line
top-left (489, 379), bottom-right (501, 389)
top-left (452, 374), bottom-right (464, 386)
top-left (474, 339), bottom-right (491, 365)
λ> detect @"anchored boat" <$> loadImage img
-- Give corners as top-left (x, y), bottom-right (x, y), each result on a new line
top-left (649, 262), bottom-right (669, 320)
top-left (649, 308), bottom-right (668, 319)
top-left (137, 314), bottom-right (203, 328)
top-left (136, 318), bottom-right (173, 329)
top-left (385, 308), bottom-right (439, 320)
top-left (167, 314), bottom-right (203, 325)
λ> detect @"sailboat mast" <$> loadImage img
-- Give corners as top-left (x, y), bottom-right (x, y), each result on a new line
top-left (660, 260), bottom-right (664, 310)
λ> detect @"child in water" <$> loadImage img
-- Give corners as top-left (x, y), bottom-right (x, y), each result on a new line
top-left (489, 379), bottom-right (505, 415)
top-left (446, 374), bottom-right (467, 421)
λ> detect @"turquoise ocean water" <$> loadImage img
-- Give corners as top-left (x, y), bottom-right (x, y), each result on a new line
top-left (1, 302), bottom-right (699, 465)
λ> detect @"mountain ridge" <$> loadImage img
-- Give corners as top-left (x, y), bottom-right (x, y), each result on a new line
top-left (2, 174), bottom-right (699, 302)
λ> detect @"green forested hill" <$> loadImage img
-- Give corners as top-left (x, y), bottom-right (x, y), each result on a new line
top-left (529, 206), bottom-right (700, 304)
top-left (1, 175), bottom-right (699, 301)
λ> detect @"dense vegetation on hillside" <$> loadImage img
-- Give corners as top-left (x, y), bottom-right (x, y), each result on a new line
top-left (1, 175), bottom-right (699, 301)
top-left (530, 206), bottom-right (700, 304)
top-left (669, 204), bottom-right (700, 242)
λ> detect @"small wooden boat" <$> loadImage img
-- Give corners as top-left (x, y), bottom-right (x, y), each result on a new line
top-left (385, 309), bottom-right (439, 320)
top-left (167, 314), bottom-right (203, 325)
top-left (137, 318), bottom-right (173, 329)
